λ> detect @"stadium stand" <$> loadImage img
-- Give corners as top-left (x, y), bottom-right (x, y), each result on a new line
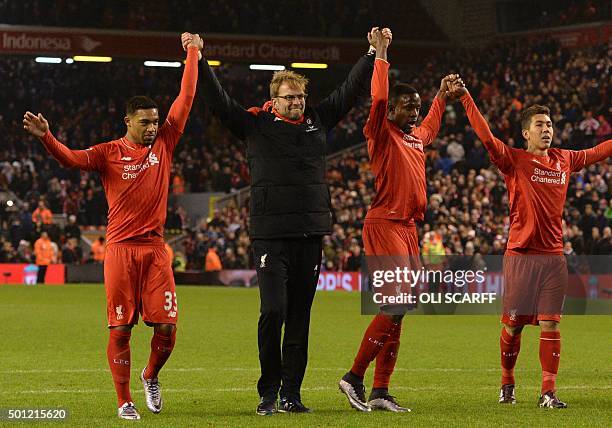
top-left (0, 0), bottom-right (447, 41)
top-left (0, 10), bottom-right (609, 270)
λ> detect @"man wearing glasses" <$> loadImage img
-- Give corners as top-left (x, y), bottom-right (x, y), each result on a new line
top-left (185, 32), bottom-right (376, 415)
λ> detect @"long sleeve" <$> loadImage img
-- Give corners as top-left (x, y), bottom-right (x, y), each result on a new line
top-left (363, 58), bottom-right (390, 144)
top-left (198, 58), bottom-right (256, 140)
top-left (413, 96), bottom-right (446, 146)
top-left (570, 139), bottom-right (612, 171)
top-left (165, 46), bottom-right (199, 135)
top-left (316, 52), bottom-right (375, 130)
top-left (40, 130), bottom-right (100, 171)
top-left (584, 139), bottom-right (612, 166)
top-left (460, 92), bottom-right (513, 173)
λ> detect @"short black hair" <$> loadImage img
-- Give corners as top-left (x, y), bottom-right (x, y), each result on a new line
top-left (126, 95), bottom-right (158, 116)
top-left (520, 104), bottom-right (550, 130)
top-left (390, 83), bottom-right (418, 102)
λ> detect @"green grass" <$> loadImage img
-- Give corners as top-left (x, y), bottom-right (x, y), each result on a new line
top-left (1, 284), bottom-right (610, 427)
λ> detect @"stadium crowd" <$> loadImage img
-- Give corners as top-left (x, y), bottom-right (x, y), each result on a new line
top-left (0, 0), bottom-right (446, 41)
top-left (498, 0), bottom-right (609, 33)
top-left (1, 36), bottom-right (610, 270)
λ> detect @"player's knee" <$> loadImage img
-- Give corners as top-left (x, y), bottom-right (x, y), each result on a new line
top-left (110, 325), bottom-right (133, 332)
top-left (155, 323), bottom-right (175, 336)
top-left (503, 323), bottom-right (523, 336)
top-left (539, 320), bottom-right (559, 331)
top-left (390, 314), bottom-right (404, 324)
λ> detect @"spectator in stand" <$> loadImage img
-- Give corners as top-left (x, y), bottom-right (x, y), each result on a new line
top-left (62, 238), bottom-right (80, 264)
top-left (579, 111), bottom-right (600, 137)
top-left (32, 200), bottom-right (52, 227)
top-left (34, 231), bottom-right (54, 284)
top-left (205, 246), bottom-right (222, 272)
top-left (596, 115), bottom-right (611, 141)
top-left (91, 236), bottom-right (106, 263)
top-left (344, 243), bottom-right (363, 272)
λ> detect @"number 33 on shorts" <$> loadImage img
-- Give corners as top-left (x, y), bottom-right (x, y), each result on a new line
top-left (164, 291), bottom-right (177, 317)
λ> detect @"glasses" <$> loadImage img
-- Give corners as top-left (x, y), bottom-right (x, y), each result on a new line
top-left (275, 94), bottom-right (307, 102)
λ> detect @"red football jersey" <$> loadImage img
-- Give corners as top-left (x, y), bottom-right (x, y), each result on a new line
top-left (461, 93), bottom-right (612, 254)
top-left (39, 47), bottom-right (199, 244)
top-left (364, 58), bottom-right (445, 223)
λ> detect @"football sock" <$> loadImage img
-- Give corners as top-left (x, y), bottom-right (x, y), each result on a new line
top-left (144, 328), bottom-right (176, 380)
top-left (539, 330), bottom-right (561, 394)
top-left (373, 321), bottom-right (402, 389)
top-left (350, 313), bottom-right (394, 378)
top-left (107, 329), bottom-right (132, 407)
top-left (500, 328), bottom-right (521, 386)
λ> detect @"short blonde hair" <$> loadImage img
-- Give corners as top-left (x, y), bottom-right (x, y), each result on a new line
top-left (269, 70), bottom-right (309, 98)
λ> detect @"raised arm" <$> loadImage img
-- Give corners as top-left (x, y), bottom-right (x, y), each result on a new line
top-left (457, 89), bottom-right (513, 172)
top-left (316, 30), bottom-right (376, 130)
top-left (164, 33), bottom-right (200, 135)
top-left (23, 112), bottom-right (101, 170)
top-left (570, 139), bottom-right (612, 171)
top-left (191, 36), bottom-right (255, 141)
top-left (364, 28), bottom-right (392, 146)
top-left (412, 77), bottom-right (450, 146)
top-left (584, 139), bottom-right (612, 165)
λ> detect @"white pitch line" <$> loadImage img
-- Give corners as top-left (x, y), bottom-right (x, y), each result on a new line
top-left (2, 366), bottom-right (609, 374)
top-left (3, 385), bottom-right (611, 395)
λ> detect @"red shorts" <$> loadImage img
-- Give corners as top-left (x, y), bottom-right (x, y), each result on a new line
top-left (363, 219), bottom-right (420, 256)
top-left (363, 220), bottom-right (421, 312)
top-left (104, 239), bottom-right (177, 327)
top-left (501, 251), bottom-right (566, 327)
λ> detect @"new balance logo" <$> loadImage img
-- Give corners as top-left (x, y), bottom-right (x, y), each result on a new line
top-left (260, 254), bottom-right (268, 268)
top-left (121, 156), bottom-right (132, 161)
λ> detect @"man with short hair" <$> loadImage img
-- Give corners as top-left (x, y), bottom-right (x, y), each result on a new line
top-left (338, 28), bottom-right (458, 413)
top-left (187, 30), bottom-right (376, 415)
top-left (23, 33), bottom-right (201, 420)
top-left (454, 79), bottom-right (611, 408)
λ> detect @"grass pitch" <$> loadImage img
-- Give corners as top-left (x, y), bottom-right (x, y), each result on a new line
top-left (1, 284), bottom-right (610, 427)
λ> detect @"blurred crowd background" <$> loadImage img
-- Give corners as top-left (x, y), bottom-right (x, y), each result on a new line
top-left (0, 1), bottom-right (610, 271)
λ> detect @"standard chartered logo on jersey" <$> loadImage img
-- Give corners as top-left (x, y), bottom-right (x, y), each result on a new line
top-left (531, 167), bottom-right (566, 185)
top-left (122, 152), bottom-right (160, 180)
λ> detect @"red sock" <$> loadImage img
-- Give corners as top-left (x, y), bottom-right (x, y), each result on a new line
top-left (350, 313), bottom-right (394, 378)
top-left (500, 328), bottom-right (521, 385)
top-left (107, 329), bottom-right (132, 407)
top-left (539, 330), bottom-right (561, 394)
top-left (373, 321), bottom-right (402, 389)
top-left (144, 328), bottom-right (176, 380)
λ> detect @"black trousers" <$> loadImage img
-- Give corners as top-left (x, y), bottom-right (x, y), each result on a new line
top-left (37, 265), bottom-right (48, 284)
top-left (252, 237), bottom-right (322, 401)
